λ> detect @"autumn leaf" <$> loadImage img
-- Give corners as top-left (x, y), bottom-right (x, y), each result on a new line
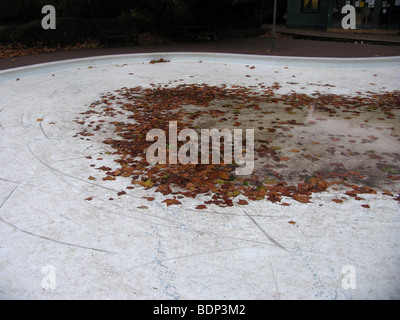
top-left (137, 179), bottom-right (154, 188)
top-left (156, 184), bottom-right (172, 195)
top-left (382, 190), bottom-right (394, 197)
top-left (195, 205), bottom-right (207, 210)
top-left (381, 167), bottom-right (399, 174)
top-left (265, 178), bottom-right (277, 185)
top-left (219, 172), bottom-right (230, 180)
top-left (292, 194), bottom-right (311, 203)
top-left (111, 170), bottom-right (122, 176)
top-left (163, 199), bottom-right (182, 206)
top-left (227, 190), bottom-right (240, 198)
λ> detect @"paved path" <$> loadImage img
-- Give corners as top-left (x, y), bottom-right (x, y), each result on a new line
top-left (1, 37), bottom-right (400, 71)
top-left (270, 24), bottom-right (400, 45)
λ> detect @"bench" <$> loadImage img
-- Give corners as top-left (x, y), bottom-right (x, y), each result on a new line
top-left (100, 26), bottom-right (139, 47)
top-left (175, 26), bottom-right (217, 41)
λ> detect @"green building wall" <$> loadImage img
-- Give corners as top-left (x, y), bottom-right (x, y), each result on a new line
top-left (286, 0), bottom-right (333, 28)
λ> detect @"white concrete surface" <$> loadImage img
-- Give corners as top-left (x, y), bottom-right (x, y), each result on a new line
top-left (0, 53), bottom-right (399, 299)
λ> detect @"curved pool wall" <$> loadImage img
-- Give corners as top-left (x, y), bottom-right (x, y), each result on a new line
top-left (1, 52), bottom-right (400, 82)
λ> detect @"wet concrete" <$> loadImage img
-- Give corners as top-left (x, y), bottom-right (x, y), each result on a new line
top-left (188, 92), bottom-right (400, 192)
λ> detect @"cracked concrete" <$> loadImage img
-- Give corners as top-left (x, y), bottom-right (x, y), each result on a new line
top-left (0, 53), bottom-right (399, 299)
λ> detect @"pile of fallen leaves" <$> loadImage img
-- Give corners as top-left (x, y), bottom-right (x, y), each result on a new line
top-left (0, 40), bottom-right (102, 59)
top-left (74, 81), bottom-right (400, 208)
top-left (259, 31), bottom-right (293, 40)
top-left (0, 32), bottom-right (170, 59)
top-left (149, 58), bottom-right (170, 64)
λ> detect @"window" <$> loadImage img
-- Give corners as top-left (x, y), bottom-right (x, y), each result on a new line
top-left (301, 0), bottom-right (320, 13)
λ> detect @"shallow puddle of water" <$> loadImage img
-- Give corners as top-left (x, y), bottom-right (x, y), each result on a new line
top-left (191, 97), bottom-right (400, 192)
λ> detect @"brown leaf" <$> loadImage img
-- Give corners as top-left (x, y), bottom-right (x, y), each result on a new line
top-left (292, 194), bottom-right (311, 203)
top-left (382, 190), bottom-right (394, 197)
top-left (163, 199), bottom-right (182, 206)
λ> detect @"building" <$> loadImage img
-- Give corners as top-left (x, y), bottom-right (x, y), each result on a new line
top-left (286, 0), bottom-right (400, 32)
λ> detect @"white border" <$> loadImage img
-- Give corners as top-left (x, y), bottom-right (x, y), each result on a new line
top-left (1, 52), bottom-right (400, 82)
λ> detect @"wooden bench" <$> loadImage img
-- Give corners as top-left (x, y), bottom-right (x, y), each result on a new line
top-left (100, 26), bottom-right (139, 47)
top-left (176, 26), bottom-right (217, 41)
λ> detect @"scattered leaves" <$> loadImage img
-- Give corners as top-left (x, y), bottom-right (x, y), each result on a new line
top-left (73, 83), bottom-right (400, 208)
top-left (150, 58), bottom-right (170, 64)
